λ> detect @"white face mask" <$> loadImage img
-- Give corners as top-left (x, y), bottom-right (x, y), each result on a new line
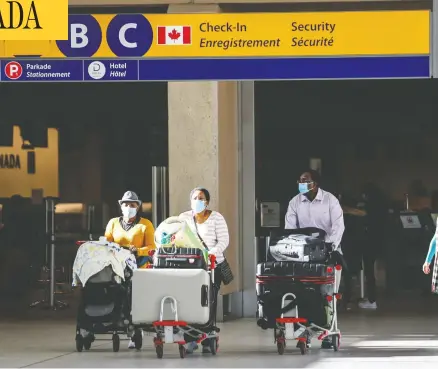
top-left (122, 206), bottom-right (137, 220)
top-left (191, 199), bottom-right (207, 214)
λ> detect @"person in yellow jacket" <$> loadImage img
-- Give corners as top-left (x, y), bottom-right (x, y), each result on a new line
top-left (104, 191), bottom-right (155, 349)
top-left (105, 191), bottom-right (155, 269)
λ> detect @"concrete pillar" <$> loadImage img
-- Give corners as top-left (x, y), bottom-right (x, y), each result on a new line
top-left (167, 4), bottom-right (241, 318)
top-left (239, 82), bottom-right (256, 318)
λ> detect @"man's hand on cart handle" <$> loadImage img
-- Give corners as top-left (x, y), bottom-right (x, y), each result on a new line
top-left (423, 262), bottom-right (431, 275)
top-left (326, 243), bottom-right (334, 253)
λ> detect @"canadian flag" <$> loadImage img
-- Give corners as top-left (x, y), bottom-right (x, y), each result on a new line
top-left (157, 26), bottom-right (191, 45)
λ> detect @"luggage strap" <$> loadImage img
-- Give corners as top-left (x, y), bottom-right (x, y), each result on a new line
top-left (193, 216), bottom-right (209, 252)
top-left (258, 295), bottom-right (298, 315)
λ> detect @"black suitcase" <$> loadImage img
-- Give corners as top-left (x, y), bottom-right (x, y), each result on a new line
top-left (256, 261), bottom-right (334, 278)
top-left (268, 228), bottom-right (329, 263)
top-left (256, 279), bottom-right (331, 329)
top-left (153, 246), bottom-right (207, 269)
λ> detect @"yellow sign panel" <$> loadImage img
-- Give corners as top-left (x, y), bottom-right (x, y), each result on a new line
top-left (0, 0), bottom-right (68, 40)
top-left (147, 11), bottom-right (430, 57)
top-left (0, 126), bottom-right (58, 198)
top-left (0, 10), bottom-right (429, 57)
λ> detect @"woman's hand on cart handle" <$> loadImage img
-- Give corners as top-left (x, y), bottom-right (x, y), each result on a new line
top-left (423, 262), bottom-right (431, 275)
top-left (129, 245), bottom-right (138, 254)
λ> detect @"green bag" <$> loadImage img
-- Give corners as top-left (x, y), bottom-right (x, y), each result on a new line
top-left (155, 217), bottom-right (208, 264)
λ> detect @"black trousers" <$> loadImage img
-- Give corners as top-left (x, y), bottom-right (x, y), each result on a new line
top-left (342, 269), bottom-right (353, 304)
top-left (211, 267), bottom-right (223, 323)
top-left (363, 246), bottom-right (377, 303)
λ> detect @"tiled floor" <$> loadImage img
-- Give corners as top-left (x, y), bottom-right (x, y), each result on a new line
top-left (2, 292), bottom-right (438, 368)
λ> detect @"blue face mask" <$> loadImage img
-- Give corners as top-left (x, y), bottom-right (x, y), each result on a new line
top-left (192, 199), bottom-right (207, 214)
top-left (298, 183), bottom-right (310, 194)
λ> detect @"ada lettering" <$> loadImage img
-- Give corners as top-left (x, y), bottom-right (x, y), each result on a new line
top-left (0, 154), bottom-right (21, 169)
top-left (0, 1), bottom-right (41, 30)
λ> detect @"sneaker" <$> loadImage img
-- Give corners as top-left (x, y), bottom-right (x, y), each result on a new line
top-left (358, 300), bottom-right (377, 310)
top-left (340, 302), bottom-right (354, 311)
top-left (321, 338), bottom-right (333, 349)
top-left (185, 341), bottom-right (198, 354)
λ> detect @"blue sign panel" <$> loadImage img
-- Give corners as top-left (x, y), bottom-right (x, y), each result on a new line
top-left (84, 60), bottom-right (138, 81)
top-left (138, 56), bottom-right (430, 81)
top-left (0, 56), bottom-right (430, 82)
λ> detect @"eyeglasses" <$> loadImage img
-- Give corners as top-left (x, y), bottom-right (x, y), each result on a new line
top-left (297, 180), bottom-right (314, 184)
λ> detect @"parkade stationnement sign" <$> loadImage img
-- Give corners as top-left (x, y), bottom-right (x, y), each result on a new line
top-left (0, 10), bottom-right (431, 81)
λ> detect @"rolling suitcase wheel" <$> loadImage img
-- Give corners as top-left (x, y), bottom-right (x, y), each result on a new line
top-left (75, 334), bottom-right (83, 352)
top-left (332, 334), bottom-right (340, 352)
top-left (277, 341), bottom-right (285, 355)
top-left (155, 344), bottom-right (164, 358)
top-left (297, 341), bottom-right (307, 355)
top-left (112, 334), bottom-right (120, 352)
top-left (133, 329), bottom-right (143, 350)
top-left (209, 338), bottom-right (217, 355)
top-left (179, 344), bottom-right (186, 358)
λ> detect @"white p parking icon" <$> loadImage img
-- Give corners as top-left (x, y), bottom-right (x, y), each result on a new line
top-left (5, 61), bottom-right (23, 80)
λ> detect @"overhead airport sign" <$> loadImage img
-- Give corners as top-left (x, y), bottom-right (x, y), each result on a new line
top-left (0, 10), bottom-right (429, 58)
top-left (0, 57), bottom-right (430, 81)
top-left (0, 0), bottom-right (68, 40)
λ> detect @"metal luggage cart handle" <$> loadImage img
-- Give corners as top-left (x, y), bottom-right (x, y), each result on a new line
top-left (159, 245), bottom-right (178, 255)
top-left (280, 293), bottom-right (297, 319)
top-left (209, 254), bottom-right (216, 284)
top-left (159, 296), bottom-right (178, 322)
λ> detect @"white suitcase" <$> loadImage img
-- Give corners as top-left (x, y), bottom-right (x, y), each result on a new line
top-left (131, 268), bottom-right (211, 325)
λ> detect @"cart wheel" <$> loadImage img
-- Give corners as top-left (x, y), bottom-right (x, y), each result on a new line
top-left (209, 338), bottom-right (217, 355)
top-left (75, 334), bottom-right (84, 352)
top-left (112, 334), bottom-right (120, 352)
top-left (156, 344), bottom-right (164, 359)
top-left (133, 330), bottom-right (143, 350)
top-left (332, 334), bottom-right (340, 352)
top-left (179, 344), bottom-right (186, 358)
top-left (297, 341), bottom-right (307, 355)
top-left (277, 341), bottom-right (285, 355)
